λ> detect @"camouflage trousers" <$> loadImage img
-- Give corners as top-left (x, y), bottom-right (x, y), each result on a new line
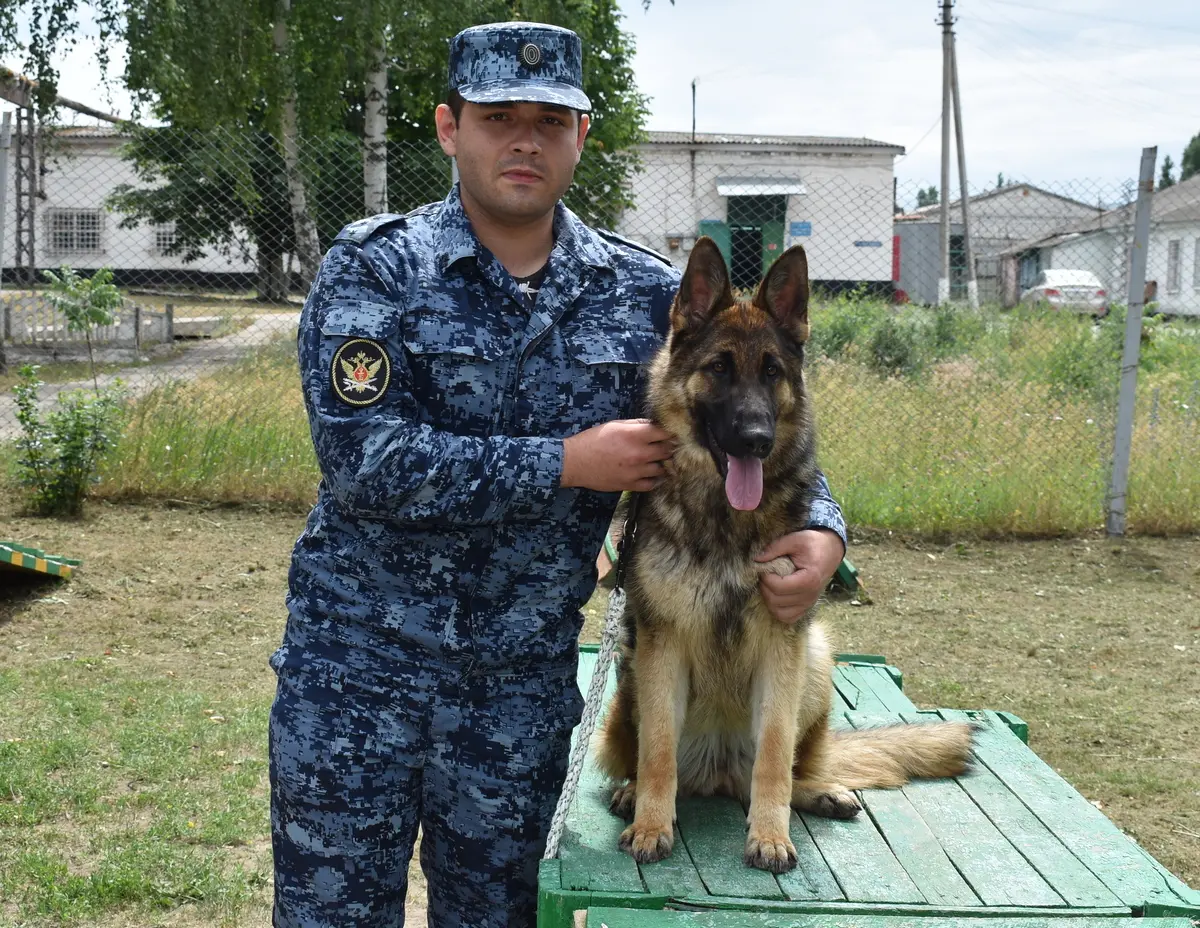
top-left (268, 642), bottom-right (583, 928)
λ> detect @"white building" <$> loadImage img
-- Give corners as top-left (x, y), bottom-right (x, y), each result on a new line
top-left (1003, 173), bottom-right (1200, 317)
top-left (616, 131), bottom-right (904, 294)
top-left (1, 125), bottom-right (259, 288)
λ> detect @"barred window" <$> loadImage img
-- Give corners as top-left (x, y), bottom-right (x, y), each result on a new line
top-left (1166, 239), bottom-right (1181, 294)
top-left (153, 224), bottom-right (177, 255)
top-left (48, 209), bottom-right (102, 254)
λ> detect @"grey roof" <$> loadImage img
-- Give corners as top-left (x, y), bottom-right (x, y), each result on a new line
top-left (897, 182), bottom-right (1097, 221)
top-left (1001, 172), bottom-right (1200, 254)
top-left (644, 130), bottom-right (904, 153)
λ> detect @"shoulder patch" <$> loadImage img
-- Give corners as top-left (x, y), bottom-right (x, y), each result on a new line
top-left (331, 338), bottom-right (391, 407)
top-left (595, 229), bottom-right (676, 269)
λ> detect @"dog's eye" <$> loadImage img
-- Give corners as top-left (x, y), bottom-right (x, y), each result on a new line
top-left (710, 359), bottom-right (728, 375)
top-left (764, 360), bottom-right (781, 378)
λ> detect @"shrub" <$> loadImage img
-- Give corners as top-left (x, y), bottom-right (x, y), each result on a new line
top-left (12, 365), bottom-right (127, 517)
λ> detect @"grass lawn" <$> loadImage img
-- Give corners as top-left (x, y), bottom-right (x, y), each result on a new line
top-left (2, 497), bottom-right (1198, 926)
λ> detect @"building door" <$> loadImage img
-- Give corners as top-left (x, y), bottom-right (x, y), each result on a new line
top-left (727, 195), bottom-right (787, 291)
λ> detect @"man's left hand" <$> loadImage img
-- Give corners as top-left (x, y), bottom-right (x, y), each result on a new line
top-left (755, 529), bottom-right (846, 625)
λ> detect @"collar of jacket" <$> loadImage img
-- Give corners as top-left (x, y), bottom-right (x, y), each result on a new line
top-left (434, 183), bottom-right (614, 276)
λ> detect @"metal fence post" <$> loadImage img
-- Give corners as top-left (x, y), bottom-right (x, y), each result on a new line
top-left (0, 111), bottom-right (11, 360)
top-left (1105, 146), bottom-right (1157, 537)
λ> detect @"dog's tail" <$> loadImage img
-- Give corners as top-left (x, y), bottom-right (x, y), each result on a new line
top-left (819, 722), bottom-right (974, 789)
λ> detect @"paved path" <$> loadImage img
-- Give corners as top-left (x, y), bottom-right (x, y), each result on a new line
top-left (0, 312), bottom-right (299, 439)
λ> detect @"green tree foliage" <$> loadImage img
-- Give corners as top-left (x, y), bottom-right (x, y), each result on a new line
top-left (41, 265), bottom-right (122, 390)
top-left (1182, 132), bottom-right (1200, 183)
top-left (115, 0), bottom-right (648, 285)
top-left (0, 1), bottom-right (122, 113)
top-left (1159, 154), bottom-right (1176, 189)
top-left (916, 185), bottom-right (939, 208)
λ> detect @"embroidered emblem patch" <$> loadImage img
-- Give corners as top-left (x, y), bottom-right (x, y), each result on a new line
top-left (331, 338), bottom-right (391, 407)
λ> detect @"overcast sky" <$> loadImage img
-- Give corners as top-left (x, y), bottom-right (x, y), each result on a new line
top-left (22, 0), bottom-right (1200, 201)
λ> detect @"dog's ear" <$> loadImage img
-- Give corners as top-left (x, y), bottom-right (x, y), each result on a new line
top-left (672, 236), bottom-right (733, 331)
top-left (755, 245), bottom-right (810, 341)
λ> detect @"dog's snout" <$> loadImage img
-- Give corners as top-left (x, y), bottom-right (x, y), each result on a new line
top-left (741, 425), bottom-right (774, 458)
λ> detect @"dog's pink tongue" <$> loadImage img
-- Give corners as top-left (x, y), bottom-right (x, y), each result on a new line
top-left (725, 456), bottom-right (764, 510)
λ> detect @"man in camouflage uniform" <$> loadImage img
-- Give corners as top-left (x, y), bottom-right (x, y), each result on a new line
top-left (269, 20), bottom-right (848, 928)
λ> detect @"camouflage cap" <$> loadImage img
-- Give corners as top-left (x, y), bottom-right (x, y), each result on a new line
top-left (448, 21), bottom-right (592, 112)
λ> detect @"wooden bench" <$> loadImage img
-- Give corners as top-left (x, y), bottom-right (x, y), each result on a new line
top-left (538, 648), bottom-right (1200, 928)
top-left (0, 541), bottom-right (80, 579)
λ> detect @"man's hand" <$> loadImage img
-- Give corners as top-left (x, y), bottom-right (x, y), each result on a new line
top-left (755, 529), bottom-right (846, 625)
top-left (561, 419), bottom-right (675, 493)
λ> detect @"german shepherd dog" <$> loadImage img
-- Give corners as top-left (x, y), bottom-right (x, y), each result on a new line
top-left (594, 238), bottom-right (973, 874)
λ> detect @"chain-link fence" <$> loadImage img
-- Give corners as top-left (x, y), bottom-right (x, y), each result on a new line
top-left (1, 123), bottom-right (1198, 533)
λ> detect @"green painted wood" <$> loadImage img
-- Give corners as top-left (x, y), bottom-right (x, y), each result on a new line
top-left (798, 808), bottom-right (925, 904)
top-left (948, 709), bottom-right (1200, 914)
top-left (638, 832), bottom-right (709, 899)
top-left (560, 651), bottom-right (645, 896)
top-left (857, 788), bottom-right (980, 906)
top-left (585, 911), bottom-right (1196, 928)
top-left (900, 776), bottom-right (1064, 907)
top-left (0, 541), bottom-right (81, 577)
top-left (923, 715), bottom-right (1122, 908)
top-left (675, 796), bottom-right (784, 899)
top-left (830, 666), bottom-right (861, 710)
top-left (831, 667), bottom-right (900, 721)
top-left (831, 557), bottom-right (859, 592)
top-left (851, 663), bottom-right (917, 714)
top-left (666, 898), bottom-right (1133, 918)
top-left (773, 810), bottom-right (845, 902)
top-left (832, 653), bottom-right (886, 664)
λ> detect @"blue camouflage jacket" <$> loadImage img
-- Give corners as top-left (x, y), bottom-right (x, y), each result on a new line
top-left (284, 184), bottom-right (847, 673)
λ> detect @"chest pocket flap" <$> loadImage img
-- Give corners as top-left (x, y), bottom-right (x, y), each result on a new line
top-left (402, 310), bottom-right (504, 362)
top-left (564, 326), bottom-right (659, 366)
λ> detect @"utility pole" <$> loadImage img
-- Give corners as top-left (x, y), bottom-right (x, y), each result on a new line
top-left (691, 78), bottom-right (697, 143)
top-left (950, 34), bottom-right (979, 308)
top-left (937, 0), bottom-right (953, 306)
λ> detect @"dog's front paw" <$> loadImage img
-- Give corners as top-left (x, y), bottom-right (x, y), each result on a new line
top-left (609, 782), bottom-right (637, 820)
top-left (744, 830), bottom-right (798, 873)
top-left (619, 819), bottom-right (674, 863)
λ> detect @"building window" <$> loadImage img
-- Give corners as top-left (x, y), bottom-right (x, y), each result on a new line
top-left (153, 224), bottom-right (177, 255)
top-left (1166, 239), bottom-right (1181, 294)
top-left (48, 209), bottom-right (102, 254)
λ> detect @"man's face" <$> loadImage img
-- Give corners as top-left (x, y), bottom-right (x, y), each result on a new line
top-left (435, 100), bottom-right (590, 225)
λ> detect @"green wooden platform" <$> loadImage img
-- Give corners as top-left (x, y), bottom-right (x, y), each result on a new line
top-left (539, 649), bottom-right (1200, 928)
top-left (0, 541), bottom-right (80, 579)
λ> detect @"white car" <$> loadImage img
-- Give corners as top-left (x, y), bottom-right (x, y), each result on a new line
top-left (1019, 269), bottom-right (1109, 317)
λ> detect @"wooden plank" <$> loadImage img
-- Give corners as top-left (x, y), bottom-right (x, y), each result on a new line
top-left (773, 810), bottom-right (845, 902)
top-left (675, 796), bottom-right (783, 899)
top-left (798, 807), bottom-right (925, 903)
top-left (667, 897), bottom-right (1133, 917)
top-left (559, 758), bottom-right (646, 895)
top-left (951, 709), bottom-right (1200, 913)
top-left (901, 776), bottom-right (1064, 906)
top-left (585, 910), bottom-right (1195, 928)
top-left (853, 663), bottom-right (917, 713)
top-left (830, 665), bottom-right (861, 710)
top-left (858, 788), bottom-right (980, 906)
top-left (638, 825), bottom-right (709, 899)
top-left (942, 739), bottom-right (1125, 906)
top-left (560, 649), bottom-right (645, 896)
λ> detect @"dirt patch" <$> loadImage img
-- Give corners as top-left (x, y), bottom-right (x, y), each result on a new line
top-left (2, 498), bottom-right (1198, 926)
